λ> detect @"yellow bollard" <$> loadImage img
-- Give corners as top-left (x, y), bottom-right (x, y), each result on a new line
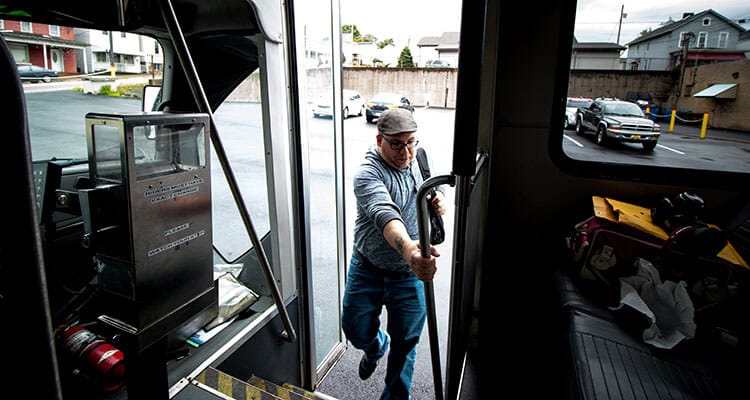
top-left (669, 109), bottom-right (676, 133)
top-left (700, 112), bottom-right (708, 139)
top-left (110, 63), bottom-right (116, 77)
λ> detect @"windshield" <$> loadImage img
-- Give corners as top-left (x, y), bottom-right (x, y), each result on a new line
top-left (603, 103), bottom-right (644, 117)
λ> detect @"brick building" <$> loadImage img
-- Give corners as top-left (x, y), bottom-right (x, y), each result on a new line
top-left (0, 19), bottom-right (86, 74)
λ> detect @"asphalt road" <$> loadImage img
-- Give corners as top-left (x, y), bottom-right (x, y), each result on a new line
top-left (563, 122), bottom-right (750, 174)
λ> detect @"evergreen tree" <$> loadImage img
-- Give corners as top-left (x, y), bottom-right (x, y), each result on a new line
top-left (397, 46), bottom-right (414, 68)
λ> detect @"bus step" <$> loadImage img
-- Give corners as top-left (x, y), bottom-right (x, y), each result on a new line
top-left (248, 375), bottom-right (338, 400)
top-left (194, 367), bottom-right (283, 399)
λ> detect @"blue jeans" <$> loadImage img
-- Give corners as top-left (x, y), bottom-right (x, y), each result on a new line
top-left (341, 255), bottom-right (426, 400)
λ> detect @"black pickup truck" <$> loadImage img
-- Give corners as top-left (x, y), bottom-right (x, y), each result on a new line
top-left (575, 98), bottom-right (661, 151)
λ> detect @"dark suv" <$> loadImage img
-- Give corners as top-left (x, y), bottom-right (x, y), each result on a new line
top-left (576, 98), bottom-right (661, 151)
top-left (365, 92), bottom-right (415, 123)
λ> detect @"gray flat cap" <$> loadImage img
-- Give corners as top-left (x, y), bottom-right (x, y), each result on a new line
top-left (377, 108), bottom-right (417, 135)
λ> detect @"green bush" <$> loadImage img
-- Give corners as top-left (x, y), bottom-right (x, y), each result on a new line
top-left (97, 83), bottom-right (146, 98)
top-left (98, 84), bottom-right (119, 96)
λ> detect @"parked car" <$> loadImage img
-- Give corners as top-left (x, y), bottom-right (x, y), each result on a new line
top-left (312, 89), bottom-right (366, 119)
top-left (575, 98), bottom-right (661, 151)
top-left (626, 91), bottom-right (654, 109)
top-left (564, 97), bottom-right (593, 129)
top-left (365, 92), bottom-right (415, 123)
top-left (17, 64), bottom-right (58, 83)
top-left (424, 59), bottom-right (451, 68)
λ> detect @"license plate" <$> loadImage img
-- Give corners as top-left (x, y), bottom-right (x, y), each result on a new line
top-left (631, 135), bottom-right (641, 139)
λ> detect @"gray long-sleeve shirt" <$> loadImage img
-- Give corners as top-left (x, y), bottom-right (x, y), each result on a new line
top-left (353, 145), bottom-right (424, 273)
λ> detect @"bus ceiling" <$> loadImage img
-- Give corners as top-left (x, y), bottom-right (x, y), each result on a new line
top-left (8, 0), bottom-right (281, 42)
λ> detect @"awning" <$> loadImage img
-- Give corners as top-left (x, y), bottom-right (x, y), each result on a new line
top-left (693, 83), bottom-right (738, 99)
top-left (686, 53), bottom-right (746, 61)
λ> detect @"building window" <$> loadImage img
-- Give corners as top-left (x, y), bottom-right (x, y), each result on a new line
top-left (718, 32), bottom-right (729, 48)
top-left (702, 17), bottom-right (711, 26)
top-left (49, 25), bottom-right (60, 36)
top-left (20, 21), bottom-right (32, 32)
top-left (697, 31), bottom-right (707, 48)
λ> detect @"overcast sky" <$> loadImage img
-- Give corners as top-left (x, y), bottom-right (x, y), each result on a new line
top-left (575, 0), bottom-right (750, 44)
top-left (340, 0), bottom-right (462, 48)
top-left (340, 0), bottom-right (750, 49)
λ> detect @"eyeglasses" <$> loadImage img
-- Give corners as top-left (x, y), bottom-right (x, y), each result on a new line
top-left (380, 135), bottom-right (419, 151)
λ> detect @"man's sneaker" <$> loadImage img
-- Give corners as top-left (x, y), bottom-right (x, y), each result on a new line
top-left (358, 355), bottom-right (378, 380)
top-left (358, 334), bottom-right (390, 380)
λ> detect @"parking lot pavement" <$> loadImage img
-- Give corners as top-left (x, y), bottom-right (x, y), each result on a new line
top-left (668, 123), bottom-right (750, 144)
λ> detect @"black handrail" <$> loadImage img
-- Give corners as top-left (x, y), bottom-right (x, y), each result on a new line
top-left (417, 174), bottom-right (456, 400)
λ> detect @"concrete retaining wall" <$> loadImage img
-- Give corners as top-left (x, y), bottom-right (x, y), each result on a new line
top-left (343, 67), bottom-right (458, 108)
top-left (225, 60), bottom-right (750, 130)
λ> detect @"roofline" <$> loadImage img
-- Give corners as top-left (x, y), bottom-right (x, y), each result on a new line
top-left (0, 31), bottom-right (87, 49)
top-left (627, 9), bottom-right (746, 46)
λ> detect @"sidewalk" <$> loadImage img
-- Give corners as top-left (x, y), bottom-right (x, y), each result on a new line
top-left (23, 73), bottom-right (157, 95)
top-left (667, 122), bottom-right (750, 145)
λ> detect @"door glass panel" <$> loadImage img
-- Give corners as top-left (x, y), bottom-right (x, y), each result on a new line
top-left (211, 97), bottom-right (269, 262)
top-left (294, 0), bottom-right (344, 368)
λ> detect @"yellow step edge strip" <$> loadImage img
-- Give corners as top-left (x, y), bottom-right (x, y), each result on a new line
top-left (194, 367), bottom-right (283, 400)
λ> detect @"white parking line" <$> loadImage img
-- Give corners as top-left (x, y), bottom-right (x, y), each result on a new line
top-left (656, 143), bottom-right (685, 154)
top-left (563, 134), bottom-right (584, 147)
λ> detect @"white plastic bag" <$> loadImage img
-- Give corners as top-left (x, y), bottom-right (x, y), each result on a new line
top-left (612, 258), bottom-right (696, 349)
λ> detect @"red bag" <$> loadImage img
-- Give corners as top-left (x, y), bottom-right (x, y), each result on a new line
top-left (568, 216), bottom-right (663, 288)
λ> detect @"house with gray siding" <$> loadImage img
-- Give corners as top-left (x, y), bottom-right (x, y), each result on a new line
top-left (625, 9), bottom-right (747, 71)
top-left (416, 32), bottom-right (459, 67)
top-left (739, 30), bottom-right (750, 58)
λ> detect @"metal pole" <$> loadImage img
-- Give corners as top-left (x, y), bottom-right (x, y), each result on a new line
top-left (108, 31), bottom-right (115, 76)
top-left (417, 174), bottom-right (456, 400)
top-left (616, 5), bottom-right (625, 45)
top-left (678, 32), bottom-right (694, 97)
top-left (158, 0), bottom-right (296, 343)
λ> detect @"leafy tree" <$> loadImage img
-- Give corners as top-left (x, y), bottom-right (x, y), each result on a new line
top-left (357, 33), bottom-right (378, 43)
top-left (342, 24), bottom-right (361, 40)
top-left (397, 46), bottom-right (414, 68)
top-left (377, 38), bottom-right (394, 49)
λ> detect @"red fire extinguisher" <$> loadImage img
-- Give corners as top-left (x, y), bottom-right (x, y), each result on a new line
top-left (61, 325), bottom-right (126, 392)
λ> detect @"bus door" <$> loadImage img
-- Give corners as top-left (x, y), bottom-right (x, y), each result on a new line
top-left (289, 0), bottom-right (348, 387)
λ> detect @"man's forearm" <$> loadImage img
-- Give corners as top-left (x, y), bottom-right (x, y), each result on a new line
top-left (382, 219), bottom-right (415, 260)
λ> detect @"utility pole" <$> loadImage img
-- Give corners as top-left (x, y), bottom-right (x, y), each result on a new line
top-left (678, 32), bottom-right (695, 97)
top-left (616, 5), bottom-right (627, 45)
top-left (108, 31), bottom-right (115, 76)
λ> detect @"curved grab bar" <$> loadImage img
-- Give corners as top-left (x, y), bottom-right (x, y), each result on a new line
top-left (416, 174), bottom-right (456, 400)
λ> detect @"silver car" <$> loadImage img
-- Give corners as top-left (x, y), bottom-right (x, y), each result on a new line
top-left (312, 89), bottom-right (366, 119)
